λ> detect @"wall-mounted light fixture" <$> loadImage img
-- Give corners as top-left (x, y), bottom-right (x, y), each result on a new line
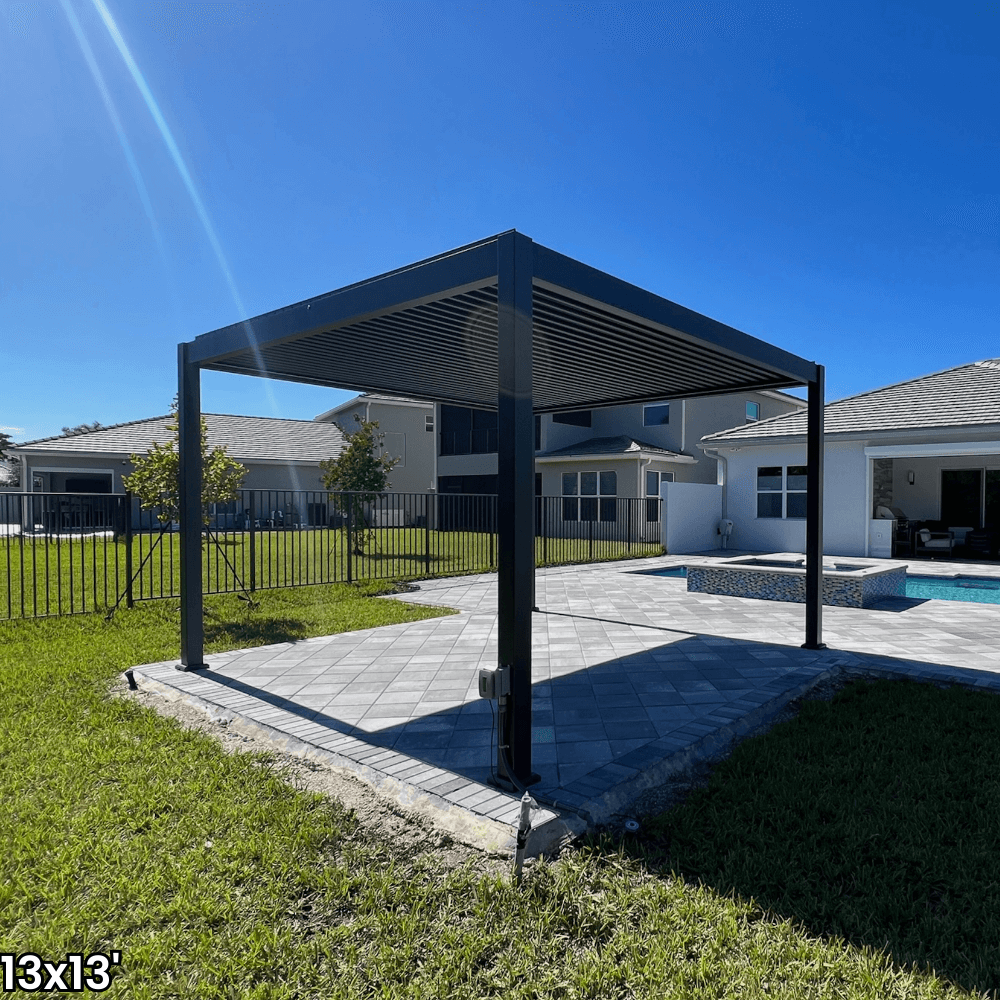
top-left (907, 470), bottom-right (915, 485)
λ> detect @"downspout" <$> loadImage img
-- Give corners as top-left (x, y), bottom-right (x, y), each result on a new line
top-left (680, 400), bottom-right (686, 454)
top-left (638, 456), bottom-right (652, 498)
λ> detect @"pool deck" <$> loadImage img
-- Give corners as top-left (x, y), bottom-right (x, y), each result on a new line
top-left (131, 552), bottom-right (1000, 856)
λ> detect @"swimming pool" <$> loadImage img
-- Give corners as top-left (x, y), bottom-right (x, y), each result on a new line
top-left (905, 575), bottom-right (1000, 604)
top-left (644, 566), bottom-right (1000, 605)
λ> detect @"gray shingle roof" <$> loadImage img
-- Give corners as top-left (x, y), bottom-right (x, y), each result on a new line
top-left (701, 359), bottom-right (1000, 443)
top-left (538, 435), bottom-right (688, 459)
top-left (15, 414), bottom-right (346, 463)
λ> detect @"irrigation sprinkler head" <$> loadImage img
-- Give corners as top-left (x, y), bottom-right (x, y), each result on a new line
top-left (623, 819), bottom-right (641, 834)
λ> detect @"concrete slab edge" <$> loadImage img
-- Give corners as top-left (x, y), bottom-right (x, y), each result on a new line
top-left (128, 667), bottom-right (582, 859)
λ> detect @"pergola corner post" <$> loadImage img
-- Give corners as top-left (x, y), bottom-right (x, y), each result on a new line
top-left (178, 342), bottom-right (206, 669)
top-left (803, 365), bottom-right (826, 650)
top-left (495, 231), bottom-right (539, 789)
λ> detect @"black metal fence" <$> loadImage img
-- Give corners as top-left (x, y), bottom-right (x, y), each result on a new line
top-left (0, 489), bottom-right (662, 620)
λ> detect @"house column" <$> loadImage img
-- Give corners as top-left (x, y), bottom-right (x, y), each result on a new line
top-left (803, 365), bottom-right (826, 650)
top-left (496, 230), bottom-right (538, 789)
top-left (178, 342), bottom-right (206, 669)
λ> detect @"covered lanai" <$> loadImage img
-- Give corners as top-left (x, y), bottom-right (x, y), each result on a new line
top-left (176, 230), bottom-right (825, 789)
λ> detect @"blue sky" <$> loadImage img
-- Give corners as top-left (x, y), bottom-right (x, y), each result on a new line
top-left (2, 1), bottom-right (997, 443)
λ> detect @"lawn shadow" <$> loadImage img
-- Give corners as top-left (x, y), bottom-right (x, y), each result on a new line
top-left (204, 617), bottom-right (308, 646)
top-left (607, 675), bottom-right (1000, 996)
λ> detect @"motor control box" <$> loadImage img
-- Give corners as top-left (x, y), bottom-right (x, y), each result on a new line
top-left (478, 664), bottom-right (511, 699)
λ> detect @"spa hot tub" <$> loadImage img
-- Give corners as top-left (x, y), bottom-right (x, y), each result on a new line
top-left (684, 555), bottom-right (907, 609)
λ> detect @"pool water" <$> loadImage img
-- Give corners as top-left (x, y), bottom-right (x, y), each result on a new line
top-left (645, 566), bottom-right (1000, 605)
top-left (905, 575), bottom-right (1000, 605)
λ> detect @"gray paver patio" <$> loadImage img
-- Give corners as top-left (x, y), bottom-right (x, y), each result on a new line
top-left (132, 553), bottom-right (1000, 846)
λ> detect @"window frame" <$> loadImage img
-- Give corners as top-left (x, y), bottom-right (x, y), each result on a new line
top-left (642, 402), bottom-right (670, 427)
top-left (645, 469), bottom-right (674, 521)
top-left (561, 469), bottom-right (617, 522)
top-left (756, 465), bottom-right (808, 520)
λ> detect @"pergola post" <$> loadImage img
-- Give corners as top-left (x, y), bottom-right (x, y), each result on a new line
top-left (495, 231), bottom-right (538, 788)
top-left (803, 365), bottom-right (826, 650)
top-left (178, 342), bottom-right (205, 669)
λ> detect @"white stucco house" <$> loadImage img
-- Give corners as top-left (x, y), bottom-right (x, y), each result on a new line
top-left (699, 359), bottom-right (1000, 559)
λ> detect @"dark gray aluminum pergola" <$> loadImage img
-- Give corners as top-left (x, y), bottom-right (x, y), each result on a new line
top-left (176, 230), bottom-right (825, 789)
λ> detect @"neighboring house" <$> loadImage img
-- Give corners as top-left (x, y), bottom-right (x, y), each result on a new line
top-left (314, 394), bottom-right (436, 494)
top-left (316, 389), bottom-right (805, 512)
top-left (10, 413), bottom-right (345, 511)
top-left (699, 359), bottom-right (1000, 558)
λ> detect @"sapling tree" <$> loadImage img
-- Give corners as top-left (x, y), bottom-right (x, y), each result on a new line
top-left (0, 429), bottom-right (20, 487)
top-left (124, 403), bottom-right (246, 524)
top-left (320, 415), bottom-right (400, 554)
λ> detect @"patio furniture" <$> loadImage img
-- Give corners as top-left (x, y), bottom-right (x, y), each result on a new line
top-left (914, 523), bottom-right (955, 558)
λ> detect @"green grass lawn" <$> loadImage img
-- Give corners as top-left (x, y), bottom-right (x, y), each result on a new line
top-left (1, 591), bottom-right (995, 998)
top-left (0, 526), bottom-right (662, 620)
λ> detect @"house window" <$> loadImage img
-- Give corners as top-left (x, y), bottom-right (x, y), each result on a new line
top-left (439, 405), bottom-right (497, 455)
top-left (562, 470), bottom-right (617, 521)
top-left (643, 403), bottom-right (670, 427)
top-left (746, 401), bottom-right (760, 423)
top-left (425, 414), bottom-right (434, 432)
top-left (645, 469), bottom-right (674, 521)
top-left (757, 466), bottom-right (807, 519)
top-left (553, 410), bottom-right (591, 427)
top-left (535, 414), bottom-right (541, 451)
top-left (786, 466), bottom-right (807, 518)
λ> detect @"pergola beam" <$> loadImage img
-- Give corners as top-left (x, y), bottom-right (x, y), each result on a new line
top-left (187, 239), bottom-right (500, 368)
top-left (532, 246), bottom-right (818, 386)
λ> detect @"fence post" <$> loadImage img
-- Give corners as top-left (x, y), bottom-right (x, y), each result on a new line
top-left (424, 497), bottom-right (431, 575)
top-left (589, 516), bottom-right (594, 561)
top-left (124, 492), bottom-right (134, 609)
top-left (248, 492), bottom-right (256, 593)
top-left (288, 493), bottom-right (295, 586)
top-left (346, 496), bottom-right (353, 583)
top-left (543, 498), bottom-right (548, 565)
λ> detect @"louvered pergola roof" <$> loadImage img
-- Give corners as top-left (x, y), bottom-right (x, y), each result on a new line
top-left (187, 231), bottom-right (820, 408)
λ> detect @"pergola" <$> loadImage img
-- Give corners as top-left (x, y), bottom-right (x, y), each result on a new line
top-left (176, 230), bottom-right (825, 789)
